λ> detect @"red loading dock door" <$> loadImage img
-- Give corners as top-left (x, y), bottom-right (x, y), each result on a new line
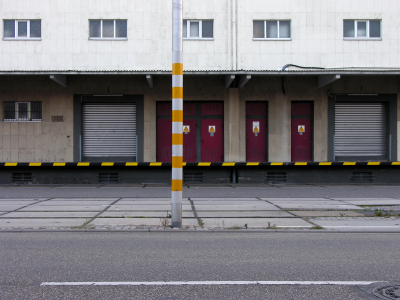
top-left (291, 102), bottom-right (313, 162)
top-left (156, 102), bottom-right (224, 162)
top-left (246, 102), bottom-right (268, 162)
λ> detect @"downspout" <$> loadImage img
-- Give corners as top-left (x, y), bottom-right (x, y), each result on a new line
top-left (232, 0), bottom-right (237, 71)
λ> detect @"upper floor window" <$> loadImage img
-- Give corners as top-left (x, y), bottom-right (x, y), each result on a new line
top-left (183, 20), bottom-right (213, 39)
top-left (3, 101), bottom-right (42, 122)
top-left (89, 20), bottom-right (127, 39)
top-left (343, 20), bottom-right (381, 39)
top-left (3, 20), bottom-right (41, 40)
top-left (253, 20), bottom-right (291, 40)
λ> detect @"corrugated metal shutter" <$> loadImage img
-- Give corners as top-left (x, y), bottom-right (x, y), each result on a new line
top-left (335, 103), bottom-right (386, 157)
top-left (83, 104), bottom-right (136, 157)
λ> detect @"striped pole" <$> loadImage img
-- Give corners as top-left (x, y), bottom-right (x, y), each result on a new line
top-left (171, 0), bottom-right (183, 228)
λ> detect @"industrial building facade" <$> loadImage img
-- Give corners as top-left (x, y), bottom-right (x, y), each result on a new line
top-left (0, 0), bottom-right (399, 184)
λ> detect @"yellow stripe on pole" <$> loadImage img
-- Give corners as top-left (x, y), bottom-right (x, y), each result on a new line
top-left (172, 110), bottom-right (183, 122)
top-left (172, 87), bottom-right (183, 99)
top-left (172, 179), bottom-right (183, 191)
top-left (172, 63), bottom-right (183, 75)
top-left (172, 133), bottom-right (183, 145)
top-left (172, 156), bottom-right (183, 167)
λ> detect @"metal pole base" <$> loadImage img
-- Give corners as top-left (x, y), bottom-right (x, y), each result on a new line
top-left (171, 203), bottom-right (182, 228)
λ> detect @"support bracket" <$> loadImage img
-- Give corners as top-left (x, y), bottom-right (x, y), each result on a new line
top-left (318, 74), bottom-right (340, 88)
top-left (146, 75), bottom-right (153, 88)
top-left (238, 74), bottom-right (251, 88)
top-left (49, 75), bottom-right (67, 88)
top-left (225, 75), bottom-right (235, 88)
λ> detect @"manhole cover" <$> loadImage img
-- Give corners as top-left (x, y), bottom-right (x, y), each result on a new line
top-left (373, 285), bottom-right (400, 299)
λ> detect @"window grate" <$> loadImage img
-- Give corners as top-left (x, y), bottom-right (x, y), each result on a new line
top-left (98, 173), bottom-right (119, 183)
top-left (3, 101), bottom-right (42, 121)
top-left (351, 172), bottom-right (374, 182)
top-left (184, 173), bottom-right (203, 184)
top-left (12, 173), bottom-right (33, 183)
top-left (51, 115), bottom-right (64, 122)
top-left (265, 172), bottom-right (287, 182)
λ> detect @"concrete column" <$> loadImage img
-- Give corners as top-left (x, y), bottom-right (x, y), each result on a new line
top-left (226, 88), bottom-right (240, 161)
top-left (269, 93), bottom-right (290, 162)
top-left (143, 94), bottom-right (156, 161)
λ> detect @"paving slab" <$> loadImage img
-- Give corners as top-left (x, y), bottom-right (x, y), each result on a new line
top-left (0, 205), bottom-right (28, 211)
top-left (200, 218), bottom-right (313, 229)
top-left (115, 201), bottom-right (191, 205)
top-left (191, 201), bottom-right (268, 205)
top-left (18, 206), bottom-right (106, 212)
top-left (120, 198), bottom-right (189, 201)
top-left (190, 198), bottom-right (258, 201)
top-left (290, 211), bottom-right (365, 217)
top-left (35, 201), bottom-right (115, 206)
top-left (261, 198), bottom-right (329, 201)
top-left (0, 201), bottom-right (41, 205)
top-left (108, 205), bottom-right (193, 211)
top-left (194, 204), bottom-right (280, 211)
top-left (52, 198), bottom-right (120, 201)
top-left (89, 218), bottom-right (198, 227)
top-left (267, 200), bottom-right (346, 205)
top-left (273, 204), bottom-right (361, 210)
top-left (196, 211), bottom-right (294, 218)
top-left (0, 212), bottom-right (99, 218)
top-left (341, 199), bottom-right (400, 205)
top-left (0, 218), bottom-right (87, 228)
top-left (310, 217), bottom-right (400, 231)
top-left (0, 198), bottom-right (49, 201)
top-left (98, 211), bottom-right (195, 218)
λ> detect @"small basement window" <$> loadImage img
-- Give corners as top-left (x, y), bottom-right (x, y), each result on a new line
top-left (3, 101), bottom-right (42, 122)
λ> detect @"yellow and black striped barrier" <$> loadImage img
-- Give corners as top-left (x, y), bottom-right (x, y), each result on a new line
top-left (1, 162), bottom-right (400, 167)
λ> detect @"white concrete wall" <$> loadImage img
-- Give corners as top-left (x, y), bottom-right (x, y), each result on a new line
top-left (237, 0), bottom-right (399, 70)
top-left (0, 0), bottom-right (229, 71)
top-left (1, 0), bottom-right (398, 71)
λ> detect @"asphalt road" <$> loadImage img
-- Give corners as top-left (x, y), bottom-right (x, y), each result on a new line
top-left (1, 232), bottom-right (399, 299)
top-left (1, 184), bottom-right (400, 198)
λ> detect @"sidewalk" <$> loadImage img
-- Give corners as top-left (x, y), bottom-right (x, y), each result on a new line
top-left (1, 193), bottom-right (400, 232)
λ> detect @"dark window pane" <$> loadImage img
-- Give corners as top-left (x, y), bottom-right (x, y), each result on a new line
top-left (89, 20), bottom-right (101, 37)
top-left (3, 102), bottom-right (16, 120)
top-left (102, 20), bottom-right (114, 37)
top-left (31, 102), bottom-right (42, 120)
top-left (343, 20), bottom-right (355, 37)
top-left (18, 21), bottom-right (28, 37)
top-left (369, 20), bottom-right (381, 38)
top-left (357, 21), bottom-right (367, 37)
top-left (115, 20), bottom-right (127, 38)
top-left (183, 20), bottom-right (187, 37)
top-left (253, 21), bottom-right (264, 38)
top-left (4, 21), bottom-right (15, 38)
top-left (279, 21), bottom-right (290, 38)
top-left (202, 21), bottom-right (213, 38)
top-left (18, 102), bottom-right (28, 120)
top-left (266, 21), bottom-right (278, 38)
top-left (30, 20), bottom-right (41, 38)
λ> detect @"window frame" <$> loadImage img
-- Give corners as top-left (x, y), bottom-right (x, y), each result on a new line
top-left (183, 20), bottom-right (214, 40)
top-left (343, 20), bottom-right (382, 40)
top-left (3, 101), bottom-right (42, 122)
top-left (3, 19), bottom-right (41, 40)
top-left (88, 19), bottom-right (128, 40)
top-left (253, 20), bottom-right (291, 40)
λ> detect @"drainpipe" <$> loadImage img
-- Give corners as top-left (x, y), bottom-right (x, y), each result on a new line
top-left (232, 0), bottom-right (237, 71)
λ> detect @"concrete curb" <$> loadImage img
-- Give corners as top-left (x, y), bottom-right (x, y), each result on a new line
top-left (0, 229), bottom-right (400, 233)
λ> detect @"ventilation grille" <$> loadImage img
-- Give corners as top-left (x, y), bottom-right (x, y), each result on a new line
top-left (351, 172), bottom-right (374, 182)
top-left (184, 173), bottom-right (203, 184)
top-left (265, 172), bottom-right (287, 182)
top-left (99, 173), bottom-right (119, 183)
top-left (12, 173), bottom-right (33, 183)
top-left (51, 115), bottom-right (64, 122)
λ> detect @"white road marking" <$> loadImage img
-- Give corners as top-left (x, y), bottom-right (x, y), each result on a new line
top-left (40, 281), bottom-right (383, 286)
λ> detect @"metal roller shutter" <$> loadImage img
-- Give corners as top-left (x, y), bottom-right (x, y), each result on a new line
top-left (335, 103), bottom-right (386, 157)
top-left (83, 104), bottom-right (136, 157)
